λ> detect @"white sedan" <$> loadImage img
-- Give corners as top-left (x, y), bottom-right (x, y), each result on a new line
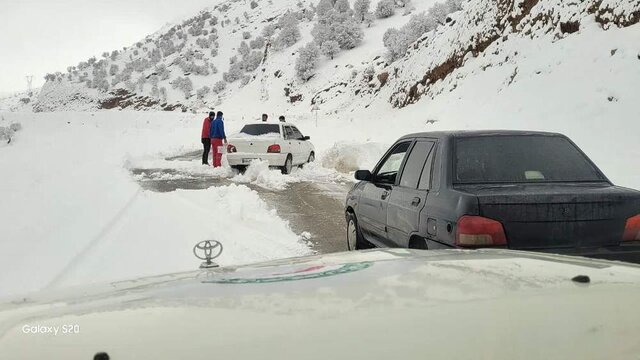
top-left (2, 249), bottom-right (640, 359)
top-left (226, 122), bottom-right (315, 174)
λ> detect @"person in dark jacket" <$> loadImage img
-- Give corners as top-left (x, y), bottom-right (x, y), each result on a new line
top-left (209, 111), bottom-right (227, 168)
top-left (201, 111), bottom-right (214, 165)
top-left (279, 115), bottom-right (285, 122)
top-left (262, 113), bottom-right (268, 122)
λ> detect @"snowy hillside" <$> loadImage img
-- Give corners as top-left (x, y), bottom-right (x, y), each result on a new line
top-left (3, 0), bottom-right (636, 118)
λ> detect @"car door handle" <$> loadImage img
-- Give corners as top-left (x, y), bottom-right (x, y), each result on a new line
top-left (411, 197), bottom-right (421, 206)
top-left (381, 190), bottom-right (390, 200)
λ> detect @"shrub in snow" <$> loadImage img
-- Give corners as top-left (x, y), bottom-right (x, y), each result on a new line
top-left (240, 75), bottom-right (252, 86)
top-left (210, 64), bottom-right (219, 74)
top-left (375, 0), bottom-right (395, 18)
top-left (159, 87), bottom-right (167, 102)
top-left (223, 62), bottom-right (244, 83)
top-left (230, 55), bottom-right (238, 65)
top-left (250, 1), bottom-right (258, 9)
top-left (197, 86), bottom-right (211, 99)
top-left (316, 0), bottom-right (334, 18)
top-left (244, 51), bottom-right (264, 71)
top-left (274, 12), bottom-right (301, 50)
top-left (212, 80), bottom-right (226, 93)
top-left (304, 7), bottom-right (316, 21)
top-left (109, 64), bottom-right (120, 76)
top-left (239, 41), bottom-right (251, 58)
top-left (210, 16), bottom-right (218, 26)
top-left (428, 2), bottom-right (449, 25)
top-left (250, 36), bottom-right (266, 49)
top-left (171, 77), bottom-right (193, 98)
top-left (295, 42), bottom-right (320, 81)
top-left (262, 24), bottom-right (277, 38)
top-left (334, 0), bottom-right (353, 15)
top-left (211, 48), bottom-right (219, 57)
top-left (320, 40), bottom-right (340, 59)
top-left (243, 31), bottom-right (252, 40)
top-left (353, 0), bottom-right (371, 22)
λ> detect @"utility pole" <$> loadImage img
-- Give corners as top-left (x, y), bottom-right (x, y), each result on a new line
top-left (26, 75), bottom-right (33, 97)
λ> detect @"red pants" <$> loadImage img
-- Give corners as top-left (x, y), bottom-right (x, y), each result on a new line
top-left (211, 138), bottom-right (224, 167)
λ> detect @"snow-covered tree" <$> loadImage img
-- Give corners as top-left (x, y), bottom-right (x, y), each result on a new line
top-left (262, 23), bottom-right (277, 38)
top-left (223, 62), bottom-right (244, 83)
top-left (171, 77), bottom-right (193, 98)
top-left (375, 0), bottom-right (395, 18)
top-left (159, 87), bottom-right (167, 102)
top-left (295, 42), bottom-right (320, 81)
top-left (250, 36), bottom-right (266, 49)
top-left (244, 51), bottom-right (264, 71)
top-left (353, 0), bottom-right (371, 22)
top-left (428, 2), bottom-right (449, 25)
top-left (238, 41), bottom-right (251, 58)
top-left (334, 0), bottom-right (353, 15)
top-left (383, 11), bottom-right (438, 60)
top-left (320, 40), bottom-right (340, 59)
top-left (316, 0), bottom-right (334, 18)
top-left (197, 86), bottom-right (211, 99)
top-left (109, 64), bottom-right (119, 76)
top-left (274, 12), bottom-right (301, 49)
top-left (110, 50), bottom-right (119, 61)
top-left (212, 80), bottom-right (226, 93)
top-left (313, 10), bottom-right (364, 50)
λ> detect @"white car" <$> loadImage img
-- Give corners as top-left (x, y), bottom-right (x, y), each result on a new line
top-left (2, 249), bottom-right (640, 359)
top-left (226, 122), bottom-right (315, 174)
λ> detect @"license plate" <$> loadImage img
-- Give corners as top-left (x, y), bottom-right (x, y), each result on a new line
top-left (242, 158), bottom-right (259, 164)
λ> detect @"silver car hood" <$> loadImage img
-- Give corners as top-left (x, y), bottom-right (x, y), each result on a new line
top-left (1, 249), bottom-right (639, 359)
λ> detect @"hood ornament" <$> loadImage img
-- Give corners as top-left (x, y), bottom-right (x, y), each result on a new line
top-left (193, 240), bottom-right (223, 269)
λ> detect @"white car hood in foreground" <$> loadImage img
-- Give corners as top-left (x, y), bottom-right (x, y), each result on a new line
top-left (1, 249), bottom-right (639, 359)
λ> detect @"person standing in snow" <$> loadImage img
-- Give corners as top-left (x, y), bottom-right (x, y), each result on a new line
top-left (201, 111), bottom-right (214, 165)
top-left (279, 115), bottom-right (286, 122)
top-left (262, 113), bottom-right (269, 122)
top-left (209, 111), bottom-right (227, 168)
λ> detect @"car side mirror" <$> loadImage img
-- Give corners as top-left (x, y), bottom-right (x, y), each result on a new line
top-left (355, 170), bottom-right (372, 181)
top-left (303, 136), bottom-right (310, 141)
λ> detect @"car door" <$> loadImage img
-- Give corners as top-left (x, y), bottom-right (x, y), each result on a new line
top-left (357, 141), bottom-right (412, 247)
top-left (289, 126), bottom-right (305, 164)
top-left (386, 140), bottom-right (436, 247)
top-left (281, 126), bottom-right (295, 159)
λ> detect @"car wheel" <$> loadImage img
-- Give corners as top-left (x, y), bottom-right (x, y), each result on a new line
top-left (231, 165), bottom-right (247, 174)
top-left (346, 212), bottom-right (371, 251)
top-left (281, 155), bottom-right (293, 175)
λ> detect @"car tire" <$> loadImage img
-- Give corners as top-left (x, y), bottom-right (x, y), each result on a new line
top-left (346, 212), bottom-right (371, 251)
top-left (281, 155), bottom-right (293, 175)
top-left (231, 165), bottom-right (247, 174)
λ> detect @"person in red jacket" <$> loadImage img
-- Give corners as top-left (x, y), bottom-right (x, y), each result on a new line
top-left (201, 111), bottom-right (214, 165)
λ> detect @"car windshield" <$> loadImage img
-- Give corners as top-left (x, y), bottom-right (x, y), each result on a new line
top-left (240, 124), bottom-right (281, 136)
top-left (454, 135), bottom-right (606, 184)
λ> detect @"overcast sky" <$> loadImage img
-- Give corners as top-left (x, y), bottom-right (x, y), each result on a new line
top-left (0, 0), bottom-right (219, 93)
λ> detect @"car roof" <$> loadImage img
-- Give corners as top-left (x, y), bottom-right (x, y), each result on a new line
top-left (242, 122), bottom-right (296, 126)
top-left (2, 249), bottom-right (639, 359)
top-left (399, 130), bottom-right (564, 141)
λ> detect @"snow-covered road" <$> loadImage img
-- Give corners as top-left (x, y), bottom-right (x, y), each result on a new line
top-left (131, 151), bottom-right (350, 254)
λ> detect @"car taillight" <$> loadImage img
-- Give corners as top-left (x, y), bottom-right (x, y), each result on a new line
top-left (267, 144), bottom-right (281, 153)
top-left (227, 144), bottom-right (237, 153)
top-left (456, 215), bottom-right (507, 247)
top-left (623, 214), bottom-right (640, 242)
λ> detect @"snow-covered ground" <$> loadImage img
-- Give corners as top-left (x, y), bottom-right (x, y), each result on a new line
top-left (0, 111), bottom-right (316, 298)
